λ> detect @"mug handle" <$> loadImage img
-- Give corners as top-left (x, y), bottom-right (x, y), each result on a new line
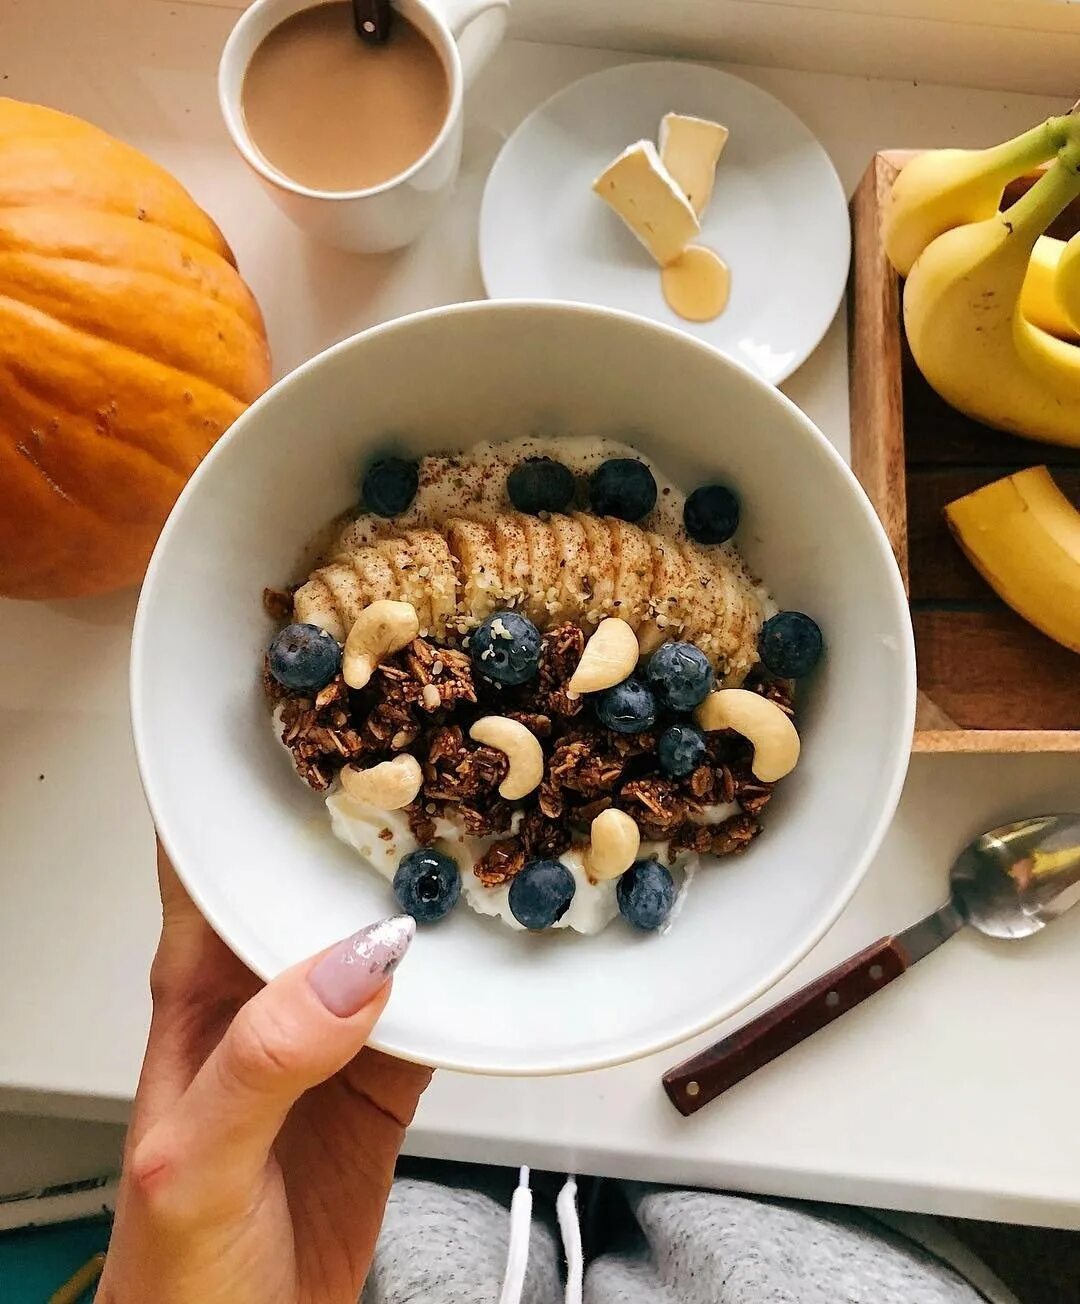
top-left (436, 0), bottom-right (509, 86)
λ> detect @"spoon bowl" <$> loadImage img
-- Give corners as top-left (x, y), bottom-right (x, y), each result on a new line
top-left (951, 814), bottom-right (1080, 939)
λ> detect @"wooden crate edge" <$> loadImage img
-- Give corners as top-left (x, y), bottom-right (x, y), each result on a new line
top-left (913, 729), bottom-right (1080, 754)
top-left (848, 153), bottom-right (909, 591)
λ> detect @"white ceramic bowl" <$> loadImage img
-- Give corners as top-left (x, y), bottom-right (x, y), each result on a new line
top-left (131, 301), bottom-right (915, 1076)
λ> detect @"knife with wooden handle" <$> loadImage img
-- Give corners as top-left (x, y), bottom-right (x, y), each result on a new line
top-left (662, 903), bottom-right (963, 1116)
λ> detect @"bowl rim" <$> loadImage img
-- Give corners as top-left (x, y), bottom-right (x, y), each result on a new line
top-left (131, 298), bottom-right (916, 1076)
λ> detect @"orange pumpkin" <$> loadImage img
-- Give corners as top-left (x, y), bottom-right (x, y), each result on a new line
top-left (0, 98), bottom-right (272, 600)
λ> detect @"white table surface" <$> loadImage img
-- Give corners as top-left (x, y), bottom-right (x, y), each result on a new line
top-left (3, 0), bottom-right (1080, 1229)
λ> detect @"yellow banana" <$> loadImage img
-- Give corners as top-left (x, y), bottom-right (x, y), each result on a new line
top-left (1020, 234), bottom-right (1080, 340)
top-left (903, 132), bottom-right (1080, 448)
top-left (1053, 229), bottom-right (1080, 335)
top-left (945, 467), bottom-right (1080, 654)
top-left (884, 116), bottom-right (1072, 276)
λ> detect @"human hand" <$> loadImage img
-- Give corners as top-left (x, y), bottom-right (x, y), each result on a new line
top-left (98, 844), bottom-right (431, 1304)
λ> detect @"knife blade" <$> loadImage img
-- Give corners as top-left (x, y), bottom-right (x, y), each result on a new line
top-left (894, 900), bottom-right (966, 966)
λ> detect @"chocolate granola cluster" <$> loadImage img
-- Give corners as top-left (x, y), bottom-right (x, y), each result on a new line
top-left (265, 587), bottom-right (791, 890)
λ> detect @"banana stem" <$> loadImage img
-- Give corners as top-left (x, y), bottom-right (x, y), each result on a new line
top-left (1003, 137), bottom-right (1080, 250)
top-left (981, 116), bottom-right (1075, 182)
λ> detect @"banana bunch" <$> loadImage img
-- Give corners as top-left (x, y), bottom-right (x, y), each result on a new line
top-left (884, 122), bottom-right (1080, 341)
top-left (885, 108), bottom-right (1080, 445)
top-left (294, 512), bottom-right (763, 676)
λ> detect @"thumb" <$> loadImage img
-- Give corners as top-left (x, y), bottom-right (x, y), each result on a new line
top-left (132, 915), bottom-right (415, 1219)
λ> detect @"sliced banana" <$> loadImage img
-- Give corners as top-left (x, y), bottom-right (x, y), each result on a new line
top-left (313, 561), bottom-right (371, 631)
top-left (492, 513), bottom-right (531, 612)
top-left (681, 543), bottom-right (763, 674)
top-left (356, 546), bottom-right (399, 605)
top-left (446, 519), bottom-right (502, 627)
top-left (547, 513), bottom-right (592, 623)
top-left (678, 541), bottom-right (723, 651)
top-left (292, 503), bottom-right (763, 673)
top-left (292, 576), bottom-right (346, 643)
top-left (635, 620), bottom-right (667, 658)
top-left (376, 538), bottom-right (433, 634)
top-left (714, 564), bottom-right (758, 672)
top-left (646, 533), bottom-right (691, 639)
top-left (574, 512), bottom-right (615, 623)
top-left (405, 529), bottom-right (458, 639)
top-left (606, 518), bottom-right (654, 629)
top-left (335, 515), bottom-right (388, 555)
top-left (521, 516), bottom-right (560, 626)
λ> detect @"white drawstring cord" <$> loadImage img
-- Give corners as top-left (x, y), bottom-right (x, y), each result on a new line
top-left (499, 1166), bottom-right (533, 1304)
top-left (557, 1175), bottom-right (583, 1304)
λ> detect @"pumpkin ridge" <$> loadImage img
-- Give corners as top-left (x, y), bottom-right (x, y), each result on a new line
top-left (0, 194), bottom-right (236, 268)
top-left (0, 252), bottom-right (269, 401)
top-left (12, 434), bottom-right (79, 505)
top-left (1, 349), bottom-right (196, 484)
top-left (5, 437), bottom-right (149, 539)
top-left (0, 445), bottom-right (125, 599)
top-left (0, 291), bottom-right (254, 411)
top-left (0, 205), bottom-right (265, 334)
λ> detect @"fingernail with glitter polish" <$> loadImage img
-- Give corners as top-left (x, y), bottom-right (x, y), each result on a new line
top-left (308, 915), bottom-right (416, 1017)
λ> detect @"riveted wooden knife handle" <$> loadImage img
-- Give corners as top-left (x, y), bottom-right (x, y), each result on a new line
top-left (662, 936), bottom-right (908, 1116)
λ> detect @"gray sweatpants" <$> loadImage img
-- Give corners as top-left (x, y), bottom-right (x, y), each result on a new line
top-left (364, 1167), bottom-right (1001, 1303)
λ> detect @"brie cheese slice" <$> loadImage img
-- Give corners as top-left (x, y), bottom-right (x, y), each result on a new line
top-left (592, 139), bottom-right (700, 267)
top-left (659, 113), bottom-right (730, 217)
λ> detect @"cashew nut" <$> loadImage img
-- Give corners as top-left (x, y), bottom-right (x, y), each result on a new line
top-left (469, 715), bottom-right (544, 800)
top-left (567, 618), bottom-right (639, 695)
top-left (584, 808), bottom-right (641, 882)
top-left (635, 621), bottom-right (667, 658)
top-left (342, 600), bottom-right (419, 689)
top-left (694, 688), bottom-right (800, 782)
top-left (340, 754), bottom-right (423, 810)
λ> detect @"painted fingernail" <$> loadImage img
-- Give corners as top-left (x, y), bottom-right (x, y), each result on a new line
top-left (308, 915), bottom-right (416, 1017)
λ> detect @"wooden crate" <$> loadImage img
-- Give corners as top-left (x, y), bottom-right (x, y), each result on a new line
top-left (849, 151), bottom-right (1080, 753)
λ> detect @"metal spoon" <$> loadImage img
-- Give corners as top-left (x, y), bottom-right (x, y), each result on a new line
top-left (663, 813), bottom-right (1080, 1116)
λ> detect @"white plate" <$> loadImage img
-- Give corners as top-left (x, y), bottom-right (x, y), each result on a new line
top-left (479, 62), bottom-right (850, 384)
top-left (131, 302), bottom-right (913, 1076)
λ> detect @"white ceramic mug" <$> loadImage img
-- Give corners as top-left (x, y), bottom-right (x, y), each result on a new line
top-left (219, 0), bottom-right (508, 252)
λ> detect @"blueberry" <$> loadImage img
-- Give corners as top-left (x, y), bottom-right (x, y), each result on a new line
top-left (617, 858), bottom-right (676, 931)
top-left (267, 622), bottom-right (341, 692)
top-left (361, 456), bottom-right (419, 517)
top-left (684, 484), bottom-right (740, 544)
top-left (507, 457), bottom-right (576, 515)
top-left (759, 611), bottom-right (823, 678)
top-left (645, 641), bottom-right (713, 711)
top-left (595, 678), bottom-right (657, 734)
top-left (588, 458), bottom-right (657, 522)
top-left (469, 610), bottom-right (542, 685)
top-left (508, 859), bottom-right (576, 930)
top-left (657, 724), bottom-right (707, 779)
top-left (393, 848), bottom-right (460, 923)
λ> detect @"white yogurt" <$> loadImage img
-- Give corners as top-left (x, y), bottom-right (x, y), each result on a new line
top-left (326, 789), bottom-right (621, 934)
top-left (323, 786), bottom-right (727, 934)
